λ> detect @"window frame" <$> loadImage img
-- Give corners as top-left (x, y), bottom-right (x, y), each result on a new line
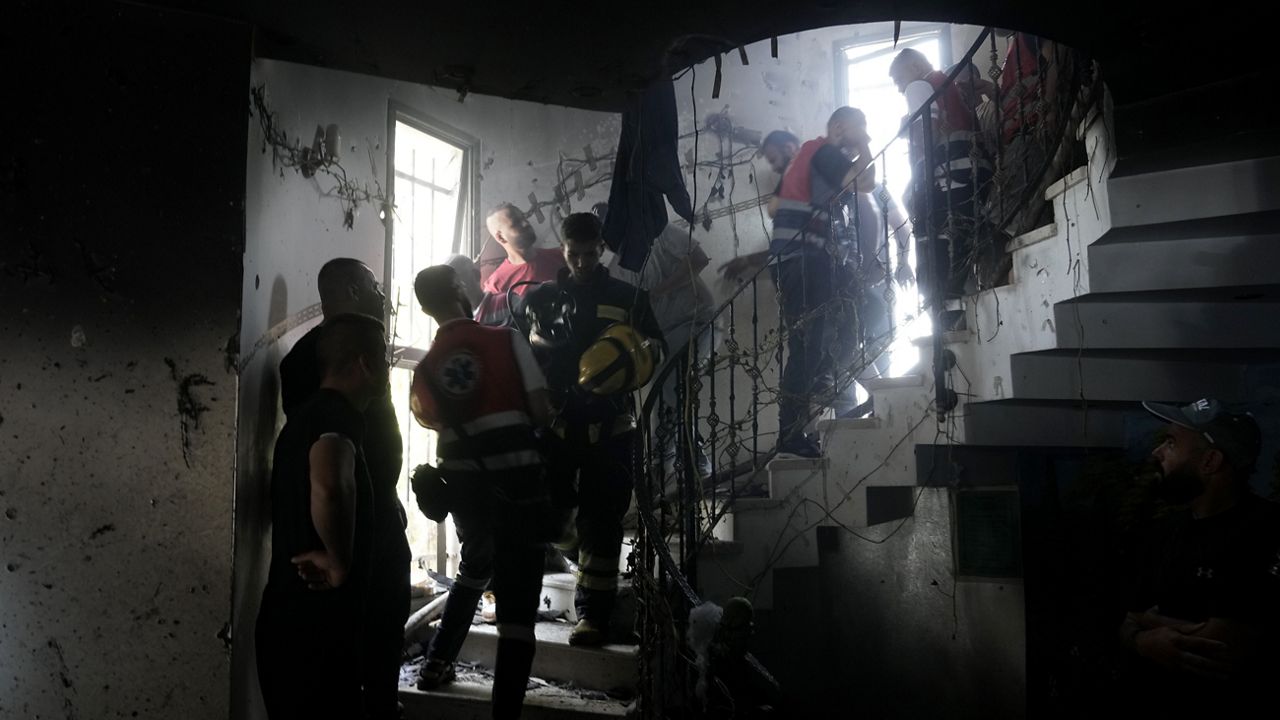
top-left (832, 22), bottom-right (954, 115)
top-left (383, 103), bottom-right (482, 581)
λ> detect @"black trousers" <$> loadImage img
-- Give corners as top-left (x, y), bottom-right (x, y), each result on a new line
top-left (362, 527), bottom-right (411, 720)
top-left (550, 429), bottom-right (637, 626)
top-left (915, 184), bottom-right (976, 308)
top-left (256, 593), bottom-right (362, 720)
top-left (426, 469), bottom-right (548, 666)
top-left (772, 250), bottom-right (837, 446)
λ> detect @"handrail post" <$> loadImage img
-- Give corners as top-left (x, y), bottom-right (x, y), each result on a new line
top-left (920, 97), bottom-right (950, 421)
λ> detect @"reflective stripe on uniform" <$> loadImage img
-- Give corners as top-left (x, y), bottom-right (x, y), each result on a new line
top-left (577, 550), bottom-right (620, 591)
top-left (597, 304), bottom-right (628, 322)
top-left (437, 410), bottom-right (534, 443)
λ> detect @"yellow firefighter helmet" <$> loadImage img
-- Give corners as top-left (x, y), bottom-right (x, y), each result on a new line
top-left (578, 323), bottom-right (657, 395)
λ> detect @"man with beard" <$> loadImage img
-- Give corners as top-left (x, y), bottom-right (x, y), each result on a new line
top-left (474, 203), bottom-right (566, 327)
top-left (1116, 398), bottom-right (1278, 718)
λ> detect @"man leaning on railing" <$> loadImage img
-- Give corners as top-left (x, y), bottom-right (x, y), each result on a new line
top-left (720, 107), bottom-right (875, 458)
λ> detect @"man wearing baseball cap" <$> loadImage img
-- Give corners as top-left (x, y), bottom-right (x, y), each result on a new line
top-left (1116, 397), bottom-right (1279, 716)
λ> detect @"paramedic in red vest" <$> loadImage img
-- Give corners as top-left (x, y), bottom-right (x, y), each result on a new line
top-left (720, 108), bottom-right (875, 457)
top-left (474, 203), bottom-right (566, 327)
top-left (523, 212), bottom-right (664, 645)
top-left (408, 264), bottom-right (553, 718)
top-left (890, 48), bottom-right (990, 312)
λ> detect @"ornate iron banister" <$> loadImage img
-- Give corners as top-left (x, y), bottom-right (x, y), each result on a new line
top-left (629, 26), bottom-right (1097, 718)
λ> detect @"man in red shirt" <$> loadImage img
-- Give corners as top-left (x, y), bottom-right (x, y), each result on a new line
top-left (474, 203), bottom-right (566, 327)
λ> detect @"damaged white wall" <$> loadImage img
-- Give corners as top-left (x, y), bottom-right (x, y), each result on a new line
top-left (235, 58), bottom-right (619, 719)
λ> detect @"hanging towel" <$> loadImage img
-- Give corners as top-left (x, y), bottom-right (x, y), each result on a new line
top-left (602, 79), bottom-right (695, 272)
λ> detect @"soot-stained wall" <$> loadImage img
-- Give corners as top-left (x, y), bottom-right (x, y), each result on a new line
top-left (1, 3), bottom-right (247, 719)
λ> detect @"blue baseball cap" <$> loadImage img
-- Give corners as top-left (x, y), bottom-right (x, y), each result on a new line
top-left (1143, 398), bottom-right (1262, 472)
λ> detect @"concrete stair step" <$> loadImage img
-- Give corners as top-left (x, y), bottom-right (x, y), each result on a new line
top-left (1108, 148), bottom-right (1280, 227)
top-left (1089, 210), bottom-right (1280, 292)
top-left (861, 374), bottom-right (926, 391)
top-left (1045, 167), bottom-right (1089, 202)
top-left (767, 456), bottom-right (829, 473)
top-left (437, 621), bottom-right (637, 694)
top-left (1006, 222), bottom-right (1058, 253)
top-left (698, 462), bottom-right (825, 610)
top-left (1053, 284), bottom-right (1280, 349)
top-left (1112, 81), bottom-right (1276, 159)
top-left (400, 676), bottom-right (629, 719)
top-left (962, 399), bottom-right (1134, 447)
top-left (1110, 127), bottom-right (1280, 178)
top-left (1010, 349), bottom-right (1280, 402)
top-left (911, 330), bottom-right (972, 348)
top-left (815, 416), bottom-right (880, 435)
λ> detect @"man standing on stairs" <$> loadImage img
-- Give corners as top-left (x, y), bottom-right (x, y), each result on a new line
top-left (523, 212), bottom-right (664, 646)
top-left (257, 315), bottom-right (388, 720)
top-left (720, 108), bottom-right (876, 456)
top-left (1117, 398), bottom-right (1279, 717)
top-left (409, 264), bottom-right (554, 718)
top-left (277, 258), bottom-right (410, 720)
top-left (891, 48), bottom-right (991, 317)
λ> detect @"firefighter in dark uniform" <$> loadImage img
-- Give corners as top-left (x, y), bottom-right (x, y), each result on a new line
top-left (522, 212), bottom-right (664, 646)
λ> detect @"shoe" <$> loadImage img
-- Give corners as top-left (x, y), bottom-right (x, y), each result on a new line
top-left (416, 658), bottom-right (456, 690)
top-left (568, 619), bottom-right (606, 647)
top-left (776, 435), bottom-right (821, 459)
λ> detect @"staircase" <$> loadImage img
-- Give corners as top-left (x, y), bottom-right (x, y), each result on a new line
top-left (960, 125), bottom-right (1280, 450)
top-left (392, 74), bottom-right (1280, 718)
top-left (691, 86), bottom-right (1280, 715)
top-left (397, 577), bottom-right (638, 719)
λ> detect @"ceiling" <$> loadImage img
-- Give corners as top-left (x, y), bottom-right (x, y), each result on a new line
top-left (129, 0), bottom-right (1261, 112)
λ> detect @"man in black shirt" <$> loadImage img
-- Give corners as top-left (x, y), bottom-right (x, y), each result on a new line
top-left (523, 213), bottom-right (664, 646)
top-left (256, 315), bottom-right (390, 719)
top-left (1117, 397), bottom-right (1279, 717)
top-left (278, 258), bottom-right (410, 720)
